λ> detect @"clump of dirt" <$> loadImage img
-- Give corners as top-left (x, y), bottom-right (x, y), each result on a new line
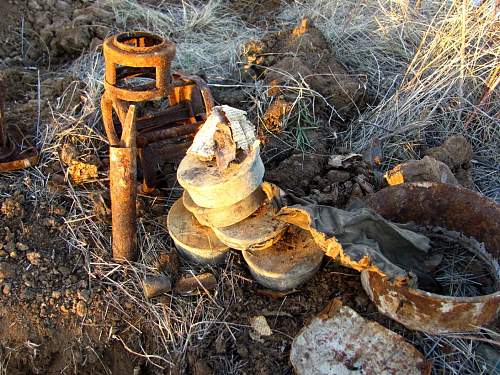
top-left (1, 0), bottom-right (114, 66)
top-left (424, 135), bottom-right (474, 188)
top-left (243, 18), bottom-right (366, 117)
top-left (267, 148), bottom-right (377, 208)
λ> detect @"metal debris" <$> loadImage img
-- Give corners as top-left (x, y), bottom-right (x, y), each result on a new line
top-left (0, 87), bottom-right (39, 172)
top-left (101, 31), bottom-right (214, 260)
top-left (174, 273), bottom-right (217, 296)
top-left (363, 182), bottom-right (500, 334)
top-left (290, 298), bottom-right (432, 375)
top-left (143, 274), bottom-right (172, 299)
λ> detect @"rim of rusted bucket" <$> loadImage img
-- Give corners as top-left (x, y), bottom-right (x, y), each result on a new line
top-left (363, 182), bottom-right (500, 332)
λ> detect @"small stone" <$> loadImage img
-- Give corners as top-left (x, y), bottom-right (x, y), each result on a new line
top-left (51, 290), bottom-right (62, 299)
top-left (143, 275), bottom-right (172, 298)
top-left (326, 169), bottom-right (351, 184)
top-left (27, 251), bottom-right (42, 265)
top-left (2, 283), bottom-right (12, 295)
top-left (250, 315), bottom-right (272, 339)
top-left (16, 242), bottom-right (29, 251)
top-left (76, 300), bottom-right (87, 317)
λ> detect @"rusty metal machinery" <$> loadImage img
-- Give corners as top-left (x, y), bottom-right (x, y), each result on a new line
top-left (102, 31), bottom-right (213, 261)
top-left (0, 87), bottom-right (39, 171)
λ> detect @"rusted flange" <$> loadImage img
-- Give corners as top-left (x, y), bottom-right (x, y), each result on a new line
top-left (0, 89), bottom-right (39, 172)
top-left (362, 182), bottom-right (500, 334)
top-left (103, 31), bottom-right (176, 102)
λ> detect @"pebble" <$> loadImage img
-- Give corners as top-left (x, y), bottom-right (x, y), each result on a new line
top-left (142, 275), bottom-right (172, 298)
top-left (51, 290), bottom-right (62, 299)
top-left (16, 242), bottom-right (29, 251)
top-left (2, 283), bottom-right (12, 295)
top-left (76, 300), bottom-right (87, 317)
top-left (27, 251), bottom-right (42, 265)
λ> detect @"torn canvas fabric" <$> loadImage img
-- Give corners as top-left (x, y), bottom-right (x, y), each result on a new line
top-left (277, 204), bottom-right (433, 286)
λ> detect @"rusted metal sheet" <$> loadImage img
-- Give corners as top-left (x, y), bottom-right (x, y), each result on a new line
top-left (290, 298), bottom-right (432, 375)
top-left (102, 31), bottom-right (214, 260)
top-left (0, 87), bottom-right (39, 172)
top-left (363, 182), bottom-right (500, 334)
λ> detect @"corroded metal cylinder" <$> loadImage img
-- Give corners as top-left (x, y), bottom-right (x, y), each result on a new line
top-left (110, 146), bottom-right (137, 261)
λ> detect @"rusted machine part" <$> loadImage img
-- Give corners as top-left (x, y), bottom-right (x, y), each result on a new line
top-left (103, 31), bottom-right (176, 102)
top-left (102, 31), bottom-right (214, 191)
top-left (137, 73), bottom-right (214, 190)
top-left (362, 182), bottom-right (500, 334)
top-left (0, 88), bottom-right (39, 171)
top-left (109, 106), bottom-right (138, 261)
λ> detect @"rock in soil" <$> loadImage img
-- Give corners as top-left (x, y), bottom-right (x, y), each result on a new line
top-left (143, 275), bottom-right (173, 299)
top-left (174, 273), bottom-right (217, 296)
top-left (290, 298), bottom-right (431, 375)
top-left (424, 135), bottom-right (473, 169)
top-left (385, 156), bottom-right (459, 186)
top-left (266, 153), bottom-right (327, 192)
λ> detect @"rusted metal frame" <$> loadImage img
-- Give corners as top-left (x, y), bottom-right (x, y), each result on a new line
top-left (103, 31), bottom-right (175, 102)
top-left (102, 31), bottom-right (215, 260)
top-left (137, 74), bottom-right (214, 190)
top-left (103, 31), bottom-right (176, 261)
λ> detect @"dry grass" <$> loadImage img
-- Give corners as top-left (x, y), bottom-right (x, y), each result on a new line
top-left (280, 0), bottom-right (499, 201)
top-left (108, 0), bottom-right (259, 76)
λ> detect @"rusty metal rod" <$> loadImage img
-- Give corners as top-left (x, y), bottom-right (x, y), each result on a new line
top-left (137, 123), bottom-right (200, 147)
top-left (110, 105), bottom-right (138, 261)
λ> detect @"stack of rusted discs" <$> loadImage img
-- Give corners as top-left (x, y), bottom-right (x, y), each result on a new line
top-left (167, 143), bottom-right (324, 291)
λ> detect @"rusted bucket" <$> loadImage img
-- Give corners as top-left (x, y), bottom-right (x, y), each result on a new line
top-left (363, 182), bottom-right (500, 334)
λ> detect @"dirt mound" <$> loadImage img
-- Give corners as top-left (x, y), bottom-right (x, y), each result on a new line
top-left (1, 0), bottom-right (114, 66)
top-left (244, 18), bottom-right (365, 117)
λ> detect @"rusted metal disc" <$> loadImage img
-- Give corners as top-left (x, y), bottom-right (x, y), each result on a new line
top-left (177, 145), bottom-right (265, 208)
top-left (243, 226), bottom-right (324, 291)
top-left (183, 186), bottom-right (266, 228)
top-left (167, 198), bottom-right (229, 265)
top-left (363, 182), bottom-right (500, 334)
top-left (211, 197), bottom-right (288, 251)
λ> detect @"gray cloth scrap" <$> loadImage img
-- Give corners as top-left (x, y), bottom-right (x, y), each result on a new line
top-left (278, 204), bottom-right (433, 286)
